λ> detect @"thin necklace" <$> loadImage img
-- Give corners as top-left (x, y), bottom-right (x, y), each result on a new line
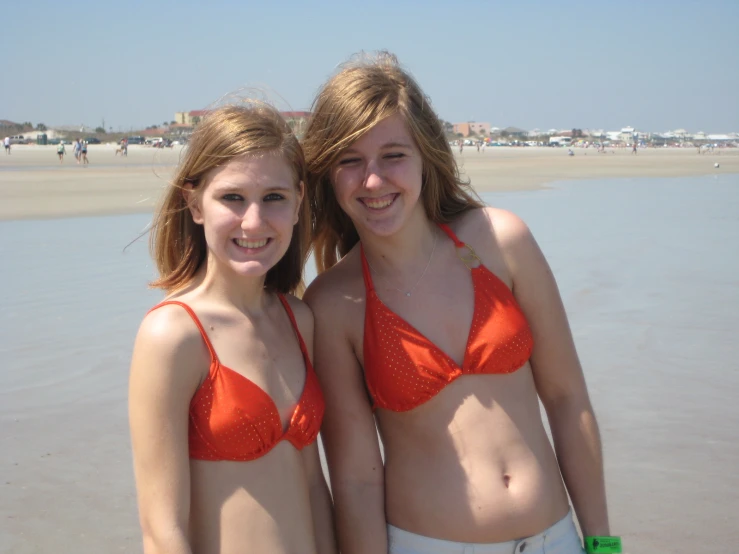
top-left (364, 231), bottom-right (438, 297)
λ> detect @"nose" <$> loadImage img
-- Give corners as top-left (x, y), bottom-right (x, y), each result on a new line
top-left (241, 202), bottom-right (263, 231)
top-left (364, 159), bottom-right (384, 190)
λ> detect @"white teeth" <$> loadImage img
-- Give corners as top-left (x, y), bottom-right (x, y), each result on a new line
top-left (364, 197), bottom-right (393, 209)
top-left (235, 238), bottom-right (268, 248)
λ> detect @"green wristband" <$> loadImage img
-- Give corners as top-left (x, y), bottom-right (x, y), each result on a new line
top-left (584, 536), bottom-right (622, 554)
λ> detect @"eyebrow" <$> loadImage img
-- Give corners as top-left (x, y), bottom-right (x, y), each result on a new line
top-left (341, 141), bottom-right (414, 154)
top-left (211, 183), bottom-right (294, 192)
top-left (383, 141), bottom-right (414, 149)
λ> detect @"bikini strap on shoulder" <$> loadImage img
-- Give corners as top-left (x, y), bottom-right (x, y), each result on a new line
top-left (437, 222), bottom-right (482, 270)
top-left (147, 301), bottom-right (218, 362)
top-left (277, 294), bottom-right (311, 361)
top-left (437, 222), bottom-right (465, 247)
top-left (359, 244), bottom-right (375, 292)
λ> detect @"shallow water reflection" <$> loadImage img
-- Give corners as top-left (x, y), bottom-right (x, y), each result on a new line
top-left (0, 174), bottom-right (737, 552)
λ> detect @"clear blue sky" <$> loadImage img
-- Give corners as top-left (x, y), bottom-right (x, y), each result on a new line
top-left (3, 0), bottom-right (737, 133)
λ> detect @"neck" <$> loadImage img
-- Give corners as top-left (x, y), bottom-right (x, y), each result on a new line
top-left (359, 212), bottom-right (439, 277)
top-left (193, 254), bottom-right (270, 316)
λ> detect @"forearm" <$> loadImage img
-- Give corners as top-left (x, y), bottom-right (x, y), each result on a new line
top-left (141, 527), bottom-right (192, 554)
top-left (334, 481), bottom-right (388, 554)
top-left (310, 481), bottom-right (338, 554)
top-left (548, 400), bottom-right (610, 537)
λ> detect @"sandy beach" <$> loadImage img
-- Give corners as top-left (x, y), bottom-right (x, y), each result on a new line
top-left (1, 143), bottom-right (737, 220)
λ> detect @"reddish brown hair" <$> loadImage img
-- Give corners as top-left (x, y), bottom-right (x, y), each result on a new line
top-left (149, 103), bottom-right (310, 294)
top-left (302, 52), bottom-right (483, 272)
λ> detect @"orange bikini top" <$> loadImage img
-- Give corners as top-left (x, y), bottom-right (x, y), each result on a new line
top-left (361, 223), bottom-right (534, 412)
top-left (148, 296), bottom-right (325, 461)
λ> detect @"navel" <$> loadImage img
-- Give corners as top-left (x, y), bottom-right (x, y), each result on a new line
top-left (502, 474), bottom-right (511, 489)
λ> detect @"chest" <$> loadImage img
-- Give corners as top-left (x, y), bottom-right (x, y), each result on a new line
top-left (205, 314), bottom-right (307, 416)
top-left (357, 262), bottom-right (478, 369)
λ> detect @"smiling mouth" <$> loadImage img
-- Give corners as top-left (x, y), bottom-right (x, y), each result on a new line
top-left (233, 238), bottom-right (270, 249)
top-left (361, 194), bottom-right (397, 210)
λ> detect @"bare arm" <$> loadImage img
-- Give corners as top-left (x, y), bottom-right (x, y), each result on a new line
top-left (304, 280), bottom-right (388, 554)
top-left (289, 296), bottom-right (338, 554)
top-left (129, 307), bottom-right (206, 554)
top-left (496, 209), bottom-right (610, 536)
top-left (302, 441), bottom-right (338, 554)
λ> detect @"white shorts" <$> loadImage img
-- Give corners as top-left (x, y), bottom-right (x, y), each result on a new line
top-left (388, 510), bottom-right (585, 554)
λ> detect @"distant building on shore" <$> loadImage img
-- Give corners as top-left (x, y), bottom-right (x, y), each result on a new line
top-left (453, 121), bottom-right (491, 137)
top-left (280, 111), bottom-right (311, 137)
top-left (619, 126), bottom-right (637, 143)
top-left (174, 110), bottom-right (311, 137)
top-left (500, 126), bottom-right (527, 138)
top-left (167, 123), bottom-right (194, 136)
top-left (174, 110), bottom-right (211, 126)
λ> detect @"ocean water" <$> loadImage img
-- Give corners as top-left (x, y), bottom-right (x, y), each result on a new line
top-left (1, 174), bottom-right (737, 553)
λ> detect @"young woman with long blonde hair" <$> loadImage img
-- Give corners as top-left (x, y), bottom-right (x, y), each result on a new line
top-left (129, 103), bottom-right (336, 554)
top-left (302, 53), bottom-right (614, 554)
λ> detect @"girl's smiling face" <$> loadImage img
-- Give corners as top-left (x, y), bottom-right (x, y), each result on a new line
top-left (189, 152), bottom-right (303, 280)
top-left (330, 114), bottom-right (424, 237)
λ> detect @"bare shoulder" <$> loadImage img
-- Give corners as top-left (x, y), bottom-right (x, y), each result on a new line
top-left (450, 207), bottom-right (538, 285)
top-left (131, 304), bottom-right (208, 388)
top-left (137, 304), bottom-right (202, 352)
top-left (454, 206), bottom-right (533, 251)
top-left (303, 250), bottom-right (364, 325)
top-left (469, 207), bottom-right (553, 298)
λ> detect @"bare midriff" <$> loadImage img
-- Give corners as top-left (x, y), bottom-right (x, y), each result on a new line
top-left (188, 443), bottom-right (316, 554)
top-left (378, 367), bottom-right (570, 543)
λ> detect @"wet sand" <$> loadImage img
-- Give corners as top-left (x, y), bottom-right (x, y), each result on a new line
top-left (0, 143), bottom-right (737, 221)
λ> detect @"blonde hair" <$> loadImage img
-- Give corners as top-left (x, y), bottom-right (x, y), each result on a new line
top-left (149, 103), bottom-right (310, 294)
top-left (302, 51), bottom-right (483, 272)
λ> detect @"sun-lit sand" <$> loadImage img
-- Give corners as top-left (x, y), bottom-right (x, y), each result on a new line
top-left (1, 143), bottom-right (737, 220)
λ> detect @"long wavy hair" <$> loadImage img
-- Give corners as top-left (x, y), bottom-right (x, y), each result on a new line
top-left (302, 51), bottom-right (483, 272)
top-left (149, 103), bottom-right (310, 294)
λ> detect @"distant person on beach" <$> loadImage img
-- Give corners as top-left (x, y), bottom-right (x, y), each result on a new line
top-left (80, 141), bottom-right (88, 165)
top-left (73, 139), bottom-right (81, 163)
top-left (302, 52), bottom-right (613, 554)
top-left (128, 104), bottom-right (336, 554)
top-left (57, 141), bottom-right (66, 163)
top-left (4, 136), bottom-right (10, 154)
top-left (115, 138), bottom-right (128, 156)
top-left (632, 143), bottom-right (638, 155)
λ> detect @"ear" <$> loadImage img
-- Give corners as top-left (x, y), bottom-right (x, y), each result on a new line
top-left (293, 180), bottom-right (305, 226)
top-left (183, 183), bottom-right (204, 225)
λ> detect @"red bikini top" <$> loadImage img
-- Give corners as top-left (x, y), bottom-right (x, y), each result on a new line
top-left (148, 295), bottom-right (324, 461)
top-left (361, 223), bottom-right (534, 412)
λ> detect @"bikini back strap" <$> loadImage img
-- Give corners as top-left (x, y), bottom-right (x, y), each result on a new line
top-left (147, 301), bottom-right (218, 362)
top-left (277, 294), bottom-right (311, 361)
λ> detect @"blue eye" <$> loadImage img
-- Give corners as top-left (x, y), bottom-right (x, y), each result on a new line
top-left (264, 193), bottom-right (285, 202)
top-left (222, 193), bottom-right (243, 201)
